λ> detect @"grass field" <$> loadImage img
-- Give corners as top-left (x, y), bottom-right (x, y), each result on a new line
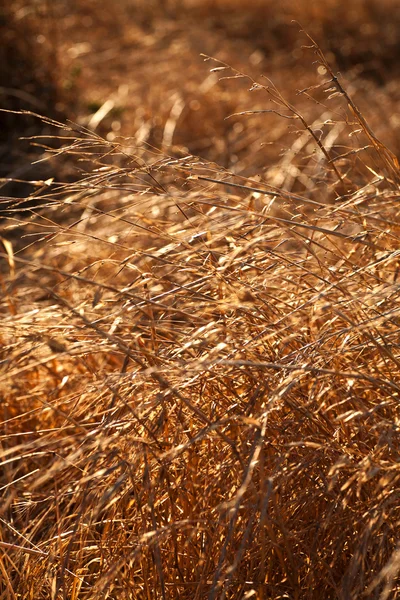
top-left (2, 1), bottom-right (400, 598)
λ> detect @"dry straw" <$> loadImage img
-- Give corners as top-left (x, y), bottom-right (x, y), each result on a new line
top-left (2, 24), bottom-right (400, 600)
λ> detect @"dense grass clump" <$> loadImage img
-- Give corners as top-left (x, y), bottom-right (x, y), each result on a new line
top-left (2, 2), bottom-right (400, 599)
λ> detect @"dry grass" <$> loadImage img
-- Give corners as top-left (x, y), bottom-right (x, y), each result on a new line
top-left (2, 2), bottom-right (400, 599)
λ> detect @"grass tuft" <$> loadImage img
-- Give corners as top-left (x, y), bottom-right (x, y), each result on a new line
top-left (2, 2), bottom-right (400, 599)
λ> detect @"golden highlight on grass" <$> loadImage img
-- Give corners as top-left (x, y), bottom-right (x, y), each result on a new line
top-left (2, 2), bottom-right (400, 599)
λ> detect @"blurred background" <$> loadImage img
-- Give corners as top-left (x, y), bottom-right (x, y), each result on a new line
top-left (2, 0), bottom-right (400, 194)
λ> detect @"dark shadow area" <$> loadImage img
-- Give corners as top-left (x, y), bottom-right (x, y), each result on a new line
top-left (0, 1), bottom-right (71, 209)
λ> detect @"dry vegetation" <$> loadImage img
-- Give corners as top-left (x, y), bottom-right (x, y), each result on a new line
top-left (2, 1), bottom-right (400, 598)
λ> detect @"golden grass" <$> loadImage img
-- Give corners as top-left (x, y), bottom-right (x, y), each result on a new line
top-left (2, 2), bottom-right (400, 599)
